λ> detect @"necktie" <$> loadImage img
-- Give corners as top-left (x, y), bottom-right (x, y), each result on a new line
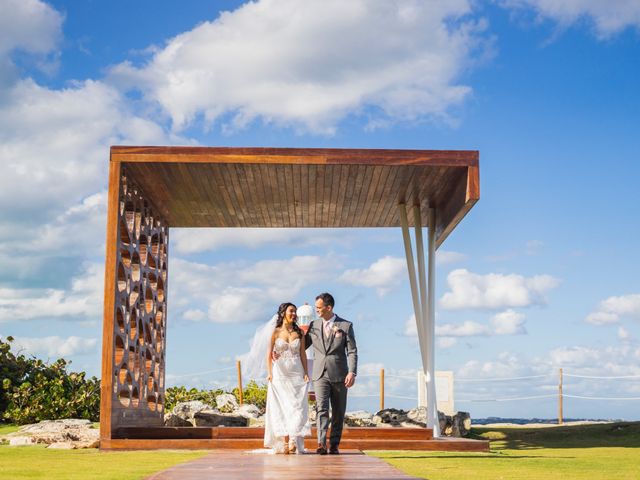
top-left (324, 321), bottom-right (331, 338)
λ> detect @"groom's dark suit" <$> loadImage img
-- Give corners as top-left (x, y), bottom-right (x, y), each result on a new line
top-left (305, 315), bottom-right (358, 449)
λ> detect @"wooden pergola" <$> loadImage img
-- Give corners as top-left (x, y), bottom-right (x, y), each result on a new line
top-left (100, 146), bottom-right (480, 449)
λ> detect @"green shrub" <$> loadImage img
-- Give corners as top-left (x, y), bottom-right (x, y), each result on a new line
top-left (1, 337), bottom-right (100, 425)
top-left (164, 386), bottom-right (225, 413)
top-left (233, 380), bottom-right (268, 411)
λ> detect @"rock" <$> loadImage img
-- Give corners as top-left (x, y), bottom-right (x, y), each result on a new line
top-left (2, 419), bottom-right (99, 449)
top-left (47, 442), bottom-right (76, 449)
top-left (248, 416), bottom-right (265, 427)
top-left (407, 407), bottom-right (427, 426)
top-left (164, 413), bottom-right (193, 427)
top-left (373, 408), bottom-right (407, 426)
top-left (216, 393), bottom-right (239, 413)
top-left (193, 410), bottom-right (248, 427)
top-left (451, 411), bottom-right (471, 437)
top-left (345, 410), bottom-right (374, 427)
top-left (236, 404), bottom-right (261, 419)
top-left (171, 400), bottom-right (213, 425)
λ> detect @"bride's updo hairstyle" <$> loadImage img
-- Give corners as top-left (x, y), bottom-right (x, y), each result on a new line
top-left (276, 302), bottom-right (302, 336)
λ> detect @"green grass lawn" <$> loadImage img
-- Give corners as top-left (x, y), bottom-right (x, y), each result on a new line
top-left (370, 422), bottom-right (640, 480)
top-left (0, 443), bottom-right (208, 480)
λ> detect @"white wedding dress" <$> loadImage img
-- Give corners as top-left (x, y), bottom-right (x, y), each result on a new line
top-left (263, 337), bottom-right (311, 453)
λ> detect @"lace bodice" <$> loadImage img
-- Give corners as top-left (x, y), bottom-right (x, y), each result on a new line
top-left (274, 337), bottom-right (301, 359)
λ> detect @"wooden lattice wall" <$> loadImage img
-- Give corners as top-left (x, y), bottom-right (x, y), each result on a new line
top-left (102, 165), bottom-right (169, 436)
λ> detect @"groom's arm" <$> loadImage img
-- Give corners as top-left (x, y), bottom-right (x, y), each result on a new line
top-left (304, 321), bottom-right (313, 349)
top-left (346, 322), bottom-right (357, 376)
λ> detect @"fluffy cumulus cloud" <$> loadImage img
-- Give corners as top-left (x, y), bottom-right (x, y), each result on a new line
top-left (0, 0), bottom-right (183, 290)
top-left (339, 256), bottom-right (406, 296)
top-left (109, 0), bottom-right (486, 134)
top-left (440, 269), bottom-right (560, 310)
top-left (0, 262), bottom-right (103, 323)
top-left (403, 309), bottom-right (526, 341)
top-left (172, 228), bottom-right (350, 253)
top-left (490, 309), bottom-right (527, 335)
top-left (585, 293), bottom-right (640, 325)
top-left (502, 0), bottom-right (640, 38)
top-left (6, 335), bottom-right (98, 358)
top-left (0, 0), bottom-right (62, 76)
top-left (170, 254), bottom-right (337, 324)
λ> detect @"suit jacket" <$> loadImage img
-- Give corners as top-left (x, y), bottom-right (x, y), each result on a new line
top-left (305, 315), bottom-right (357, 382)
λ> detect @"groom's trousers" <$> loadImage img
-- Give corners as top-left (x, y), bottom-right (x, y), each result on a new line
top-left (314, 377), bottom-right (348, 447)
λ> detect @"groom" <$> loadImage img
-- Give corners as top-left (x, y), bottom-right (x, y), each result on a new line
top-left (305, 292), bottom-right (358, 455)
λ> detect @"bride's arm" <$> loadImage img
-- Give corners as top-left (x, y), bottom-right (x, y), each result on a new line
top-left (267, 331), bottom-right (276, 381)
top-left (299, 335), bottom-right (309, 381)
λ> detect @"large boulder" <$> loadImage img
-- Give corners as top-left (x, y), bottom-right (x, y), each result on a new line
top-left (215, 393), bottom-right (239, 413)
top-left (373, 408), bottom-right (407, 426)
top-left (236, 403), bottom-right (261, 419)
top-left (171, 400), bottom-right (213, 425)
top-left (2, 419), bottom-right (99, 449)
top-left (193, 410), bottom-right (248, 427)
top-left (164, 413), bottom-right (193, 427)
top-left (345, 410), bottom-right (375, 427)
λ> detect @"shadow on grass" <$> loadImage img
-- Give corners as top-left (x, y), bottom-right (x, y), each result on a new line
top-left (381, 454), bottom-right (576, 460)
top-left (469, 422), bottom-right (640, 450)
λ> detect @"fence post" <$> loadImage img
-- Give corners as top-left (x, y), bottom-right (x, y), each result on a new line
top-left (380, 368), bottom-right (385, 411)
top-left (558, 368), bottom-right (563, 425)
top-left (237, 360), bottom-right (244, 405)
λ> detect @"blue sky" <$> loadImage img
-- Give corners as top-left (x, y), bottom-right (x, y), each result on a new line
top-left (1, 0), bottom-right (639, 420)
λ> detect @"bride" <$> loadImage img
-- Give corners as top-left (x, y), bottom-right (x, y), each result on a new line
top-left (263, 302), bottom-right (311, 454)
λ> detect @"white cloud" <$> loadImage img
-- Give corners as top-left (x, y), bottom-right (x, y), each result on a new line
top-left (0, 262), bottom-right (103, 323)
top-left (6, 335), bottom-right (98, 358)
top-left (436, 320), bottom-right (490, 337)
top-left (0, 0), bottom-right (62, 73)
top-left (183, 309), bottom-right (206, 322)
top-left (440, 269), bottom-right (560, 310)
top-left (618, 327), bottom-right (631, 342)
top-left (502, 0), bottom-right (640, 38)
top-left (208, 287), bottom-right (269, 324)
top-left (491, 309), bottom-right (527, 335)
top-left (340, 256), bottom-right (405, 296)
top-left (436, 250), bottom-right (468, 265)
top-left (172, 228), bottom-right (352, 253)
top-left (109, 0), bottom-right (486, 134)
top-left (170, 254), bottom-right (336, 323)
top-left (586, 293), bottom-right (640, 325)
top-left (458, 351), bottom-right (532, 379)
top-left (404, 309), bottom-right (526, 339)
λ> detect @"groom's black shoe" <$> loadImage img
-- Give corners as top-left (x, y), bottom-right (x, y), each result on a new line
top-left (316, 445), bottom-right (327, 455)
top-left (329, 445), bottom-right (339, 455)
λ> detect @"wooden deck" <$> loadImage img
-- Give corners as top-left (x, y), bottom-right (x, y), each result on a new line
top-left (103, 426), bottom-right (489, 452)
top-left (145, 450), bottom-right (420, 479)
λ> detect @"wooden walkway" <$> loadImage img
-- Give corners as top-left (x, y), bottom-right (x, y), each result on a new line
top-left (145, 450), bottom-right (419, 479)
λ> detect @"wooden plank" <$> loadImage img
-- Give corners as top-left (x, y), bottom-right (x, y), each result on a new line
top-left (112, 146), bottom-right (479, 167)
top-left (144, 450), bottom-right (418, 480)
top-left (115, 426), bottom-right (433, 441)
top-left (101, 437), bottom-right (488, 452)
top-left (100, 160), bottom-right (121, 442)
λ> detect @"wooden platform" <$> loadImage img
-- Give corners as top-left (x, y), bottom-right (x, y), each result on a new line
top-left (103, 426), bottom-right (489, 452)
top-left (145, 449), bottom-right (419, 479)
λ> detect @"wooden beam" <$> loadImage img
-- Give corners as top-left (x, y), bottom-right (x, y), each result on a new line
top-left (435, 165), bottom-right (480, 249)
top-left (111, 146), bottom-right (479, 167)
top-left (100, 159), bottom-right (121, 443)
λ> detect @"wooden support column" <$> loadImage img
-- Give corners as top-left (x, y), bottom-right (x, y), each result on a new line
top-left (100, 160), bottom-right (121, 443)
top-left (426, 208), bottom-right (439, 436)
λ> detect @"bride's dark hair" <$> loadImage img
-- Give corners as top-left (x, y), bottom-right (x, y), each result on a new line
top-left (276, 302), bottom-right (302, 336)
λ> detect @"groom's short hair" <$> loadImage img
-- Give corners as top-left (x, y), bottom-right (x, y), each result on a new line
top-left (316, 292), bottom-right (335, 308)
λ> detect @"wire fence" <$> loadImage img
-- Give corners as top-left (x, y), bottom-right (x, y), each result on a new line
top-left (166, 362), bottom-right (640, 419)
